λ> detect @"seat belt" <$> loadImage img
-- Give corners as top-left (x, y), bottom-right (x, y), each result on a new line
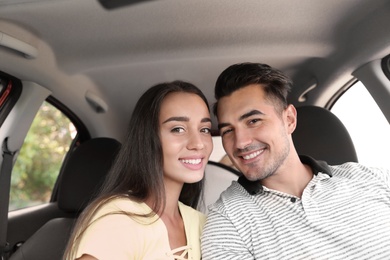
top-left (0, 138), bottom-right (16, 260)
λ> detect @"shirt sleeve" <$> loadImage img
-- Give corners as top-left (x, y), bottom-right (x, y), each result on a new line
top-left (201, 207), bottom-right (254, 260)
top-left (357, 163), bottom-right (390, 190)
top-left (374, 167), bottom-right (390, 188)
top-left (75, 213), bottom-right (143, 260)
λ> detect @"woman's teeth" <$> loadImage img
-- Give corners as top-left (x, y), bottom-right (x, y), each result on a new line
top-left (181, 159), bottom-right (201, 164)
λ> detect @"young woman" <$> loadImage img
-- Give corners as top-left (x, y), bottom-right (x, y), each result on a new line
top-left (64, 81), bottom-right (213, 260)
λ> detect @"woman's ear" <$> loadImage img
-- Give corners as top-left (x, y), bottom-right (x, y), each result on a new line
top-left (285, 104), bottom-right (297, 134)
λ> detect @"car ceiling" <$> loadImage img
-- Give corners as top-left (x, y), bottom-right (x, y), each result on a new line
top-left (0, 0), bottom-right (390, 138)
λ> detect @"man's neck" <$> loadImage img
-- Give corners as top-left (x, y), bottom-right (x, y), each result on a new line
top-left (261, 153), bottom-right (313, 198)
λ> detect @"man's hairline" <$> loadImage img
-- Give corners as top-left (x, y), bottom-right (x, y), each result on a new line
top-left (214, 83), bottom-right (285, 118)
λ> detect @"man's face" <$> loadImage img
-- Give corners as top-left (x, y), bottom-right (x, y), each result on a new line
top-left (217, 84), bottom-right (296, 181)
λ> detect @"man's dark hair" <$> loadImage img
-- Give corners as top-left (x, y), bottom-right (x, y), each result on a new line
top-left (213, 62), bottom-right (292, 116)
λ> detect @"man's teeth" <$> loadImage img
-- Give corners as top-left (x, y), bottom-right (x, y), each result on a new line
top-left (181, 159), bottom-right (201, 165)
top-left (243, 151), bottom-right (261, 160)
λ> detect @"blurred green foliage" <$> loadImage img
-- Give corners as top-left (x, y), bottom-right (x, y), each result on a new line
top-left (9, 102), bottom-right (75, 210)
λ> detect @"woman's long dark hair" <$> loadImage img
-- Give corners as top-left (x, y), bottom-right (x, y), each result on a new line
top-left (101, 80), bottom-right (209, 209)
top-left (64, 80), bottom-right (210, 259)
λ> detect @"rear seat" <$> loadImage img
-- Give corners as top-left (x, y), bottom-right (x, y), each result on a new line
top-left (10, 137), bottom-right (121, 260)
top-left (201, 161), bottom-right (241, 214)
top-left (293, 106), bottom-right (358, 165)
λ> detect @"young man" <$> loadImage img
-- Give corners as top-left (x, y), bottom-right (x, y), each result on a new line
top-left (201, 62), bottom-right (390, 259)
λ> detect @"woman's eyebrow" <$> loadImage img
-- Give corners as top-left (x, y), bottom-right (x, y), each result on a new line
top-left (162, 117), bottom-right (211, 124)
top-left (162, 116), bottom-right (189, 124)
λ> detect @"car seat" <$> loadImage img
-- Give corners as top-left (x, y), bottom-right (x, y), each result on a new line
top-left (293, 105), bottom-right (358, 165)
top-left (201, 161), bottom-right (241, 214)
top-left (9, 137), bottom-right (121, 260)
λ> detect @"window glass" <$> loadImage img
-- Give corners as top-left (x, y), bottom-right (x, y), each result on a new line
top-left (9, 101), bottom-right (77, 211)
top-left (331, 81), bottom-right (390, 169)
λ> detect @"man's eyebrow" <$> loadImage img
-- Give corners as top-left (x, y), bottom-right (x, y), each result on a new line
top-left (163, 116), bottom-right (212, 124)
top-left (239, 110), bottom-right (264, 121)
top-left (218, 122), bottom-right (230, 130)
top-left (218, 110), bottom-right (264, 130)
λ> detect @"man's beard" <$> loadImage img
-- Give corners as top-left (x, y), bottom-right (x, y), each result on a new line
top-left (244, 136), bottom-right (290, 182)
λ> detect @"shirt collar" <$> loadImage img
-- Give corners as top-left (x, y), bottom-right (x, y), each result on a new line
top-left (237, 155), bottom-right (332, 195)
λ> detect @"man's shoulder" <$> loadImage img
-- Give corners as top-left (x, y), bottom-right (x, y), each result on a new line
top-left (329, 162), bottom-right (390, 183)
top-left (330, 162), bottom-right (388, 174)
top-left (208, 181), bottom-right (251, 212)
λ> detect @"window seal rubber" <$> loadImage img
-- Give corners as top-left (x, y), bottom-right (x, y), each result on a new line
top-left (381, 53), bottom-right (390, 81)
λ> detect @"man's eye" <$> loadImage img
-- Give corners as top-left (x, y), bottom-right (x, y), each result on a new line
top-left (249, 118), bottom-right (260, 124)
top-left (221, 128), bottom-right (232, 136)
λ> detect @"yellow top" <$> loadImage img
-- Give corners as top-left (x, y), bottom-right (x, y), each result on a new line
top-left (74, 197), bottom-right (206, 260)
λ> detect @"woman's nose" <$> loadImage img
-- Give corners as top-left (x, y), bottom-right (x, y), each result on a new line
top-left (187, 132), bottom-right (205, 150)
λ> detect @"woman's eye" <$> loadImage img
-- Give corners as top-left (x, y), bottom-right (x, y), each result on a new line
top-left (201, 127), bottom-right (211, 134)
top-left (171, 127), bottom-right (185, 133)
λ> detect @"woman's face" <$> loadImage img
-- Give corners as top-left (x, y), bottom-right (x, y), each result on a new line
top-left (159, 92), bottom-right (213, 186)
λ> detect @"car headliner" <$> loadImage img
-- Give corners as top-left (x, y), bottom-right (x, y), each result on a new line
top-left (0, 0), bottom-right (389, 138)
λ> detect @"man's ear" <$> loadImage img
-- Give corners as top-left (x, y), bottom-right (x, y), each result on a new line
top-left (285, 104), bottom-right (297, 134)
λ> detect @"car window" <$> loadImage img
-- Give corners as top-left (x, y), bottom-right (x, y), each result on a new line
top-left (9, 101), bottom-right (77, 211)
top-left (331, 81), bottom-right (390, 169)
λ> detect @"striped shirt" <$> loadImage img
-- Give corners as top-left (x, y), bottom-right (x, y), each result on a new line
top-left (201, 156), bottom-right (390, 260)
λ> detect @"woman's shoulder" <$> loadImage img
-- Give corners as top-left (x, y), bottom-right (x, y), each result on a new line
top-left (178, 202), bottom-right (206, 222)
top-left (89, 196), bottom-right (156, 225)
top-left (96, 196), bottom-right (148, 212)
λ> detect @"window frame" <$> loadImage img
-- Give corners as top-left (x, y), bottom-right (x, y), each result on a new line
top-left (44, 96), bottom-right (91, 203)
top-left (9, 95), bottom-right (91, 210)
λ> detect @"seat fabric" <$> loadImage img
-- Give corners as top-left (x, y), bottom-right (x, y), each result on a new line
top-left (10, 137), bottom-right (121, 260)
top-left (201, 161), bottom-right (241, 214)
top-left (9, 218), bottom-right (75, 260)
top-left (293, 106), bottom-right (358, 165)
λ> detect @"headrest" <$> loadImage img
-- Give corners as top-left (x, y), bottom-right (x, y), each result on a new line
top-left (201, 161), bottom-right (241, 213)
top-left (57, 137), bottom-right (121, 213)
top-left (292, 106), bottom-right (358, 165)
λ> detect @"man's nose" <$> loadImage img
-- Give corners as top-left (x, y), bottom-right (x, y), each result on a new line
top-left (234, 127), bottom-right (252, 150)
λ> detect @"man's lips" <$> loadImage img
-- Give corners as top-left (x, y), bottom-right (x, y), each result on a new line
top-left (238, 148), bottom-right (265, 161)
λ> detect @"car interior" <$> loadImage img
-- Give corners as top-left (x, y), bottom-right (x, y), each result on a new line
top-left (8, 106), bottom-right (359, 260)
top-left (9, 137), bottom-right (121, 260)
top-left (0, 0), bottom-right (389, 259)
